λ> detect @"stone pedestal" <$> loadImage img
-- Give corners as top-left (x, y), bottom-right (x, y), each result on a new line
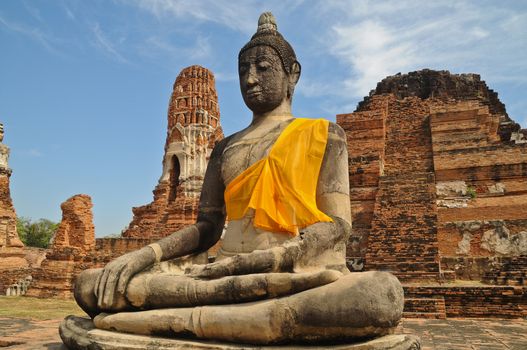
top-left (60, 316), bottom-right (420, 350)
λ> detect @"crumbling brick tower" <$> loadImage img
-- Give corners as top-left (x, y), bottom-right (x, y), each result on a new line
top-left (0, 124), bottom-right (24, 251)
top-left (338, 70), bottom-right (527, 284)
top-left (123, 66), bottom-right (223, 239)
top-left (0, 123), bottom-right (31, 294)
top-left (25, 194), bottom-right (95, 298)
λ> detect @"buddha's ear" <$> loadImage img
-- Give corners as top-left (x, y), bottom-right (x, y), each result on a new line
top-left (287, 61), bottom-right (301, 99)
top-left (289, 61), bottom-right (301, 85)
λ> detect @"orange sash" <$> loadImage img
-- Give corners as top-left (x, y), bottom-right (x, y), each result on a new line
top-left (224, 118), bottom-right (333, 235)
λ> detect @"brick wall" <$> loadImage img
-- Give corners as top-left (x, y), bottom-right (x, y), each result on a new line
top-left (404, 285), bottom-right (526, 318)
top-left (340, 95), bottom-right (441, 281)
top-left (338, 70), bottom-right (526, 287)
top-left (0, 267), bottom-right (32, 294)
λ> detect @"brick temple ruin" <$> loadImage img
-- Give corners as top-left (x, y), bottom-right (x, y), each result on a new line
top-left (337, 70), bottom-right (526, 318)
top-left (122, 65), bottom-right (223, 238)
top-left (0, 124), bottom-right (32, 295)
top-left (0, 68), bottom-right (525, 318)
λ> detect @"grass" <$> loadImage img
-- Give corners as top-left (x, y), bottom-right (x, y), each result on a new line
top-left (0, 296), bottom-right (85, 320)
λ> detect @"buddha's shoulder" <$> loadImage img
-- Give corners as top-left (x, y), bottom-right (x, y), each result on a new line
top-left (209, 134), bottom-right (235, 158)
top-left (327, 121), bottom-right (346, 141)
top-left (209, 130), bottom-right (248, 158)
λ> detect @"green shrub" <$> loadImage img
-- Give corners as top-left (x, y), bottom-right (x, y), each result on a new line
top-left (466, 186), bottom-right (477, 199)
top-left (17, 217), bottom-right (59, 248)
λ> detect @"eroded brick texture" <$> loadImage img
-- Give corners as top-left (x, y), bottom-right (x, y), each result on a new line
top-left (122, 65), bottom-right (223, 239)
top-left (431, 101), bottom-right (527, 286)
top-left (404, 285), bottom-right (526, 319)
top-left (52, 194), bottom-right (95, 252)
top-left (338, 70), bottom-right (527, 285)
top-left (26, 194), bottom-right (96, 298)
top-left (358, 69), bottom-right (524, 141)
top-left (339, 96), bottom-right (441, 281)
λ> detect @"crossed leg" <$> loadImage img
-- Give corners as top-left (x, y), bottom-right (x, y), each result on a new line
top-left (90, 271), bottom-right (404, 344)
top-left (74, 267), bottom-right (342, 317)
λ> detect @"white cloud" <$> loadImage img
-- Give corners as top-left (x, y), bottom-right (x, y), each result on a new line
top-left (331, 20), bottom-right (419, 96)
top-left (126, 0), bottom-right (306, 34)
top-left (142, 35), bottom-right (212, 61)
top-left (213, 71), bottom-right (237, 82)
top-left (22, 1), bottom-right (44, 23)
top-left (92, 23), bottom-right (129, 63)
top-left (127, 0), bottom-right (257, 33)
top-left (318, 1), bottom-right (527, 98)
top-left (296, 77), bottom-right (334, 98)
top-left (64, 6), bottom-right (75, 20)
top-left (26, 149), bottom-right (43, 157)
top-left (0, 15), bottom-right (61, 54)
top-left (188, 36), bottom-right (212, 60)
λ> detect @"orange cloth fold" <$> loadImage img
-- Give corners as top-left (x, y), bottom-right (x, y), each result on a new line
top-left (224, 118), bottom-right (333, 235)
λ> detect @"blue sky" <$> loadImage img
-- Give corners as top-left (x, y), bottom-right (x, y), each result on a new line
top-left (1, 0), bottom-right (526, 237)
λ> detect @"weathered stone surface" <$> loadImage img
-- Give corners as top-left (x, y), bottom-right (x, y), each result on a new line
top-left (122, 65), bottom-right (223, 239)
top-left (79, 271), bottom-right (403, 344)
top-left (60, 315), bottom-right (420, 350)
top-left (8, 316), bottom-right (527, 350)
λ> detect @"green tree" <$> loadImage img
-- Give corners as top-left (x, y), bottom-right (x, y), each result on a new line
top-left (17, 217), bottom-right (59, 248)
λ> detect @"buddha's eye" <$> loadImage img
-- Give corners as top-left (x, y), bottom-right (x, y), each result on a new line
top-left (257, 61), bottom-right (271, 71)
top-left (239, 64), bottom-right (248, 74)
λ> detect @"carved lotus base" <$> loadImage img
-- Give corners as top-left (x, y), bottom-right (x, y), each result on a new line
top-left (60, 315), bottom-right (420, 350)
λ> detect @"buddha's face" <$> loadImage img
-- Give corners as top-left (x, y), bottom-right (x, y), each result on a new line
top-left (239, 45), bottom-right (289, 114)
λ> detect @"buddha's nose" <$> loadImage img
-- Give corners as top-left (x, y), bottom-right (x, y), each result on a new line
top-left (247, 67), bottom-right (258, 86)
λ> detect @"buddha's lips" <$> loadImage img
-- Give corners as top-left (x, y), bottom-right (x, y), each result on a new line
top-left (247, 90), bottom-right (262, 97)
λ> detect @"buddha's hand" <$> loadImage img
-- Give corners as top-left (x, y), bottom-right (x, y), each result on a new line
top-left (95, 247), bottom-right (156, 310)
top-left (186, 247), bottom-right (290, 279)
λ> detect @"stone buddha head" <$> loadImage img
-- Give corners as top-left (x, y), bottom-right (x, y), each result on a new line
top-left (238, 12), bottom-right (301, 114)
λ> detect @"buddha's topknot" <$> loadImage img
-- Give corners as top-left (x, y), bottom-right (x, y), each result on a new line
top-left (239, 12), bottom-right (298, 73)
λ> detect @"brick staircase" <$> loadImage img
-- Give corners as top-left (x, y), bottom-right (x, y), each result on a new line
top-left (365, 98), bottom-right (440, 281)
top-left (403, 285), bottom-right (526, 318)
top-left (404, 296), bottom-right (447, 319)
top-left (482, 257), bottom-right (527, 286)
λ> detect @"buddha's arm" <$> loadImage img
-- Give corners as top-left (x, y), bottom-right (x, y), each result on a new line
top-left (95, 138), bottom-right (229, 309)
top-left (188, 123), bottom-right (351, 279)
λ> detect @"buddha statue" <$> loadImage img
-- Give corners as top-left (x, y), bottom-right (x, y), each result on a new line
top-left (62, 12), bottom-right (418, 349)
